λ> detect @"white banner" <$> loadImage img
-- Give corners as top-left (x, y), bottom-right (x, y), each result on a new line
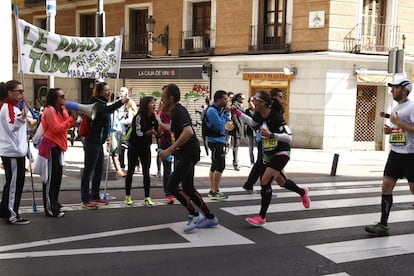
top-left (17, 19), bottom-right (122, 79)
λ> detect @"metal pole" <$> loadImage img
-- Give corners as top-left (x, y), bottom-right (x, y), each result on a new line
top-left (330, 153), bottom-right (339, 176)
top-left (46, 0), bottom-right (56, 89)
top-left (97, 0), bottom-right (105, 37)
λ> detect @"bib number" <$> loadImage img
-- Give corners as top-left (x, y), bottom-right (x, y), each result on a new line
top-left (263, 138), bottom-right (278, 151)
top-left (389, 128), bottom-right (406, 146)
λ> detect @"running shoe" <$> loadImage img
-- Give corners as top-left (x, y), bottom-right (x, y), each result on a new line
top-left (301, 187), bottom-right (311, 208)
top-left (242, 184), bottom-right (256, 194)
top-left (365, 223), bottom-right (389, 236)
top-left (246, 215), bottom-right (266, 227)
top-left (184, 214), bottom-right (205, 233)
top-left (144, 197), bottom-right (154, 207)
top-left (81, 201), bottom-right (98, 210)
top-left (208, 191), bottom-right (215, 197)
top-left (9, 217), bottom-right (30, 225)
top-left (196, 216), bottom-right (218, 229)
top-left (125, 195), bottom-right (133, 206)
top-left (56, 212), bottom-right (65, 218)
top-left (93, 198), bottom-right (109, 206)
top-left (156, 171), bottom-right (162, 178)
top-left (166, 195), bottom-right (174, 205)
top-left (211, 191), bottom-right (228, 200)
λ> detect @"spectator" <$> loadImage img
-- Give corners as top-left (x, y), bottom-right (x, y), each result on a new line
top-left (80, 81), bottom-right (128, 209)
top-left (0, 80), bottom-right (30, 224)
top-left (39, 88), bottom-right (76, 217)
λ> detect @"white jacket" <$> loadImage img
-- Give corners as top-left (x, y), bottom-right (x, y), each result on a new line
top-left (0, 103), bottom-right (28, 157)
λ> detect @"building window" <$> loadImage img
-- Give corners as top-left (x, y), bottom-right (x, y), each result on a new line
top-left (181, 1), bottom-right (214, 55)
top-left (128, 9), bottom-right (148, 55)
top-left (193, 2), bottom-right (211, 36)
top-left (80, 13), bottom-right (95, 37)
top-left (250, 0), bottom-right (288, 51)
top-left (261, 0), bottom-right (286, 47)
top-left (360, 0), bottom-right (388, 51)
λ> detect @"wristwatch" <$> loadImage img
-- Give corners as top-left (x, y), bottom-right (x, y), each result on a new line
top-left (270, 133), bottom-right (275, 139)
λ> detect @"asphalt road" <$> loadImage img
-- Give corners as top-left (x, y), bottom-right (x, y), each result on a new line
top-left (1, 178), bottom-right (414, 276)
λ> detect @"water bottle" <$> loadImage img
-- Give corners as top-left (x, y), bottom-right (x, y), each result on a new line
top-left (156, 148), bottom-right (173, 162)
top-left (261, 121), bottom-right (268, 130)
top-left (166, 154), bottom-right (173, 162)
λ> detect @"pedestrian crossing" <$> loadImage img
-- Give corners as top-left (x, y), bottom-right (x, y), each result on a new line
top-left (18, 179), bottom-right (414, 266)
top-left (219, 180), bottom-right (414, 265)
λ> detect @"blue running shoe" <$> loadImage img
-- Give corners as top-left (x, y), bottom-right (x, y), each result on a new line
top-left (184, 214), bottom-right (205, 233)
top-left (196, 216), bottom-right (218, 229)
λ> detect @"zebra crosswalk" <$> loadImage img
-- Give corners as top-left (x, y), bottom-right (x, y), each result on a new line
top-left (218, 180), bottom-right (414, 265)
top-left (18, 179), bottom-right (414, 267)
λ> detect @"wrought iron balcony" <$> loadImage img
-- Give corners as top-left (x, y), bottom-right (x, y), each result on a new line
top-left (25, 0), bottom-right (43, 7)
top-left (179, 29), bottom-right (215, 56)
top-left (344, 23), bottom-right (400, 54)
top-left (122, 34), bottom-right (149, 58)
top-left (249, 23), bottom-right (290, 53)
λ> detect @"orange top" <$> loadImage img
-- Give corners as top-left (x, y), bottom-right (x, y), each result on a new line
top-left (41, 106), bottom-right (74, 152)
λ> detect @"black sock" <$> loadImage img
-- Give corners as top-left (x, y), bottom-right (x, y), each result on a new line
top-left (380, 194), bottom-right (393, 226)
top-left (259, 182), bottom-right (273, 219)
top-left (284, 179), bottom-right (305, 196)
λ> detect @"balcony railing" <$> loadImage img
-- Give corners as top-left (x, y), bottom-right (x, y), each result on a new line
top-left (249, 23), bottom-right (290, 53)
top-left (344, 23), bottom-right (400, 54)
top-left (25, 0), bottom-right (43, 7)
top-left (122, 34), bottom-right (149, 57)
top-left (179, 29), bottom-right (215, 56)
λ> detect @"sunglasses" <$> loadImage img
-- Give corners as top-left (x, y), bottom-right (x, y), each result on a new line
top-left (252, 96), bottom-right (264, 102)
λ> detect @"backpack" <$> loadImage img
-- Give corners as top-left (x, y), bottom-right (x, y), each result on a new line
top-left (202, 106), bottom-right (225, 138)
top-left (79, 115), bottom-right (91, 137)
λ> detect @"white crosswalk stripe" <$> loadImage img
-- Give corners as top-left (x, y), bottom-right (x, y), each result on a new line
top-left (18, 179), bottom-right (414, 266)
top-left (217, 180), bottom-right (414, 265)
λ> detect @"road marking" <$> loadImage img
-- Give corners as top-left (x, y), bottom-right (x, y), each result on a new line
top-left (264, 210), bottom-right (414, 234)
top-left (221, 194), bottom-right (414, 215)
top-left (307, 234), bottom-right (414, 264)
top-left (0, 222), bottom-right (254, 260)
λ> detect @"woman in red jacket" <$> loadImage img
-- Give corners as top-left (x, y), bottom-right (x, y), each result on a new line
top-left (39, 88), bottom-right (77, 217)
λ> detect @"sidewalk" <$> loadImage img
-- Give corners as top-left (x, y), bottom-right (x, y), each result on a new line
top-left (1, 141), bottom-right (388, 193)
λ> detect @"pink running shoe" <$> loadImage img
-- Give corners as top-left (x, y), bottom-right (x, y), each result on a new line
top-left (301, 187), bottom-right (311, 208)
top-left (245, 215), bottom-right (266, 227)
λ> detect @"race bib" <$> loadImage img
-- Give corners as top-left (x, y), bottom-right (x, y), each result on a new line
top-left (389, 128), bottom-right (406, 146)
top-left (263, 138), bottom-right (278, 151)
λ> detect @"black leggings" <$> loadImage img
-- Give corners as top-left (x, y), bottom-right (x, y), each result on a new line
top-left (168, 155), bottom-right (212, 217)
top-left (125, 145), bottom-right (151, 197)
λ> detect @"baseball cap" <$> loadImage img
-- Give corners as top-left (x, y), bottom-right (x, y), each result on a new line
top-left (387, 78), bottom-right (412, 93)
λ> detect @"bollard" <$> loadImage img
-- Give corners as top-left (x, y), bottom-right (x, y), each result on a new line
top-left (330, 153), bottom-right (339, 176)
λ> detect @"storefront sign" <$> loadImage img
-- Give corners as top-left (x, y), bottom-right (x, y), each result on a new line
top-left (120, 67), bottom-right (203, 79)
top-left (243, 73), bottom-right (294, 81)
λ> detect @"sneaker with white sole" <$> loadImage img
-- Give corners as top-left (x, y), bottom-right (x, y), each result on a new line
top-left (246, 214), bottom-right (266, 227)
top-left (196, 216), bottom-right (218, 229)
top-left (184, 214), bottom-right (205, 233)
top-left (9, 217), bottom-right (30, 225)
top-left (144, 197), bottom-right (154, 207)
top-left (365, 222), bottom-right (389, 236)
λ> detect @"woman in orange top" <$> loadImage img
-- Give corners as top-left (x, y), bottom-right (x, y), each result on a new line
top-left (39, 88), bottom-right (76, 217)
